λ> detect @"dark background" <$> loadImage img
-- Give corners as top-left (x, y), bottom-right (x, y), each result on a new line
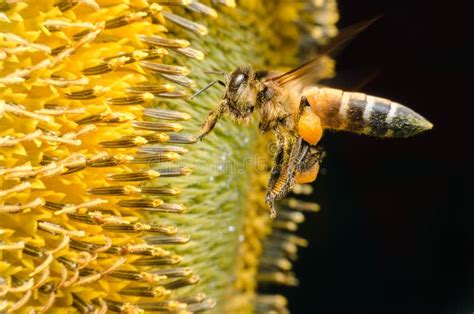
top-left (284, 1), bottom-right (473, 313)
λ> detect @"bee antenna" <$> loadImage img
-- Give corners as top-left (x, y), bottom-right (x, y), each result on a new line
top-left (190, 79), bottom-right (224, 99)
top-left (204, 70), bottom-right (226, 75)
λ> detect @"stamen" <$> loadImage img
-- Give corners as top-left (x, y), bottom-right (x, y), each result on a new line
top-left (72, 293), bottom-right (96, 313)
top-left (161, 10), bottom-right (208, 35)
top-left (159, 73), bottom-right (195, 87)
top-left (126, 83), bottom-right (175, 95)
top-left (37, 221), bottom-right (86, 237)
top-left (96, 300), bottom-right (139, 313)
top-left (49, 235), bottom-right (70, 254)
top-left (188, 1), bottom-right (217, 18)
top-left (132, 254), bottom-right (182, 266)
top-left (23, 244), bottom-right (47, 259)
top-left (185, 298), bottom-right (217, 312)
top-left (134, 152), bottom-right (181, 163)
top-left (275, 210), bottom-right (305, 223)
top-left (76, 111), bottom-right (135, 124)
top-left (29, 253), bottom-right (53, 277)
top-left (292, 184), bottom-right (313, 195)
top-left (142, 203), bottom-right (187, 213)
top-left (51, 45), bottom-right (67, 55)
top-left (65, 86), bottom-right (109, 100)
top-left (159, 167), bottom-right (192, 177)
top-left (38, 76), bottom-right (89, 88)
top-left (0, 13), bottom-right (10, 23)
top-left (0, 33), bottom-right (51, 54)
top-left (136, 300), bottom-right (187, 312)
top-left (271, 220), bottom-right (298, 232)
top-left (102, 222), bottom-right (177, 235)
top-left (153, 90), bottom-right (189, 99)
top-left (0, 197), bottom-right (44, 213)
top-left (31, 267), bottom-right (51, 288)
top-left (63, 269), bottom-right (80, 287)
top-left (134, 133), bottom-right (171, 144)
top-left (7, 278), bottom-right (33, 295)
top-left (8, 289), bottom-right (32, 312)
top-left (0, 241), bottom-right (25, 251)
top-left (54, 198), bottom-right (108, 215)
top-left (139, 145), bottom-right (188, 154)
top-left (131, 121), bottom-right (183, 132)
top-left (0, 59), bottom-right (53, 85)
top-left (141, 186), bottom-right (182, 195)
top-left (99, 135), bottom-right (150, 148)
top-left (110, 244), bottom-right (170, 257)
top-left (57, 256), bottom-right (78, 271)
top-left (138, 34), bottom-right (190, 48)
top-left (39, 132), bottom-right (82, 146)
top-left (177, 293), bottom-right (206, 304)
top-left (1, 102), bottom-right (53, 123)
top-left (103, 48), bottom-right (167, 62)
top-left (83, 49), bottom-right (167, 75)
top-left (0, 181), bottom-right (31, 197)
top-left (254, 295), bottom-right (288, 313)
top-left (87, 185), bottom-right (141, 196)
top-left (56, 0), bottom-right (100, 12)
top-left (96, 298), bottom-right (108, 314)
top-left (67, 211), bottom-right (129, 225)
top-left (143, 108), bottom-right (191, 120)
top-left (144, 234), bottom-right (190, 245)
top-left (104, 9), bottom-right (153, 29)
top-left (35, 104), bottom-right (86, 116)
top-left (257, 272), bottom-right (299, 286)
top-left (109, 270), bottom-right (166, 283)
top-left (41, 155), bottom-right (57, 165)
top-left (73, 257), bottom-right (126, 286)
top-left (119, 286), bottom-right (170, 298)
top-left (0, 164), bottom-right (33, 176)
top-left (287, 198), bottom-right (320, 212)
top-left (167, 133), bottom-right (197, 144)
top-left (162, 274), bottom-right (199, 289)
top-left (117, 199), bottom-right (164, 208)
top-left (43, 19), bottom-right (95, 31)
top-left (213, 0), bottom-right (236, 7)
top-left (149, 267), bottom-right (193, 278)
top-left (174, 46), bottom-right (205, 60)
top-left (106, 93), bottom-right (154, 106)
top-left (140, 61), bottom-right (190, 76)
top-left (260, 256), bottom-right (292, 271)
top-left (107, 170), bottom-right (161, 182)
top-left (39, 291), bottom-right (56, 313)
top-left (35, 162), bottom-right (65, 178)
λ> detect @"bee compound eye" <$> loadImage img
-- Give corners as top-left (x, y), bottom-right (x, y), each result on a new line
top-left (234, 73), bottom-right (246, 87)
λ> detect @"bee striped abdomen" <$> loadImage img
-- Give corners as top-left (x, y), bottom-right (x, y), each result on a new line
top-left (303, 87), bottom-right (433, 138)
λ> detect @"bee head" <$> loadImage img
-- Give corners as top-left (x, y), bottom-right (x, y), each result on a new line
top-left (224, 66), bottom-right (257, 121)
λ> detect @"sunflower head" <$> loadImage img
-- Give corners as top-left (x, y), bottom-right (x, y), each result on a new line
top-left (0, 0), bottom-right (338, 313)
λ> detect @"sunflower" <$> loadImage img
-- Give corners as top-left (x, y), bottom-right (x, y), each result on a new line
top-left (0, 0), bottom-right (338, 313)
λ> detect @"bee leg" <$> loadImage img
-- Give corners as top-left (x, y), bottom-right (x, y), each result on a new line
top-left (199, 101), bottom-right (227, 140)
top-left (265, 134), bottom-right (287, 218)
top-left (266, 136), bottom-right (306, 217)
top-left (267, 134), bottom-right (285, 192)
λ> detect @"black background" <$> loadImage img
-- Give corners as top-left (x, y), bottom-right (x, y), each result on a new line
top-left (284, 1), bottom-right (473, 313)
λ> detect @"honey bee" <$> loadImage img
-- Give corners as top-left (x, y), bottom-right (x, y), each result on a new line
top-left (195, 19), bottom-right (433, 217)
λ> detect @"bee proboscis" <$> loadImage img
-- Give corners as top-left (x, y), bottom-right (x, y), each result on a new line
top-left (195, 19), bottom-right (433, 217)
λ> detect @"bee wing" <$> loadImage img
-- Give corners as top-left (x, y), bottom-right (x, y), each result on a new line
top-left (268, 17), bottom-right (381, 88)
